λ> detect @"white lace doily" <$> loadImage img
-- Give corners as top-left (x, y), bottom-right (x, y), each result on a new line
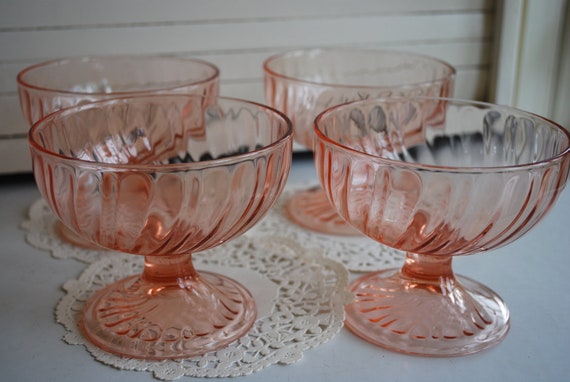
top-left (56, 235), bottom-right (352, 380)
top-left (22, 195), bottom-right (405, 271)
top-left (21, 197), bottom-right (114, 263)
top-left (248, 189), bottom-right (405, 271)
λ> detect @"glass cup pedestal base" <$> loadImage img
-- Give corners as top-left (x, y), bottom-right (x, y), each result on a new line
top-left (82, 254), bottom-right (257, 360)
top-left (344, 254), bottom-right (510, 357)
top-left (286, 186), bottom-right (361, 236)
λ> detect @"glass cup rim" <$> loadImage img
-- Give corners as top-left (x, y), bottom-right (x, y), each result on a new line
top-left (28, 94), bottom-right (293, 171)
top-left (314, 95), bottom-right (570, 173)
top-left (17, 54), bottom-right (220, 96)
top-left (262, 47), bottom-right (456, 90)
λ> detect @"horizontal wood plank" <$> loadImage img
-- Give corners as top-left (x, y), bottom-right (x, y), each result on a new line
top-left (0, 95), bottom-right (27, 135)
top-left (1, 13), bottom-right (492, 61)
top-left (198, 41), bottom-right (492, 81)
top-left (0, 0), bottom-right (498, 174)
top-left (0, 137), bottom-right (31, 174)
top-left (0, 40), bottom-right (491, 93)
top-left (0, 0), bottom-right (494, 29)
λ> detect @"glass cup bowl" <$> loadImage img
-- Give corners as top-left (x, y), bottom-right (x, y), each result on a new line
top-left (264, 48), bottom-right (455, 235)
top-left (314, 96), bottom-right (570, 356)
top-left (28, 94), bottom-right (293, 360)
top-left (18, 54), bottom-right (220, 248)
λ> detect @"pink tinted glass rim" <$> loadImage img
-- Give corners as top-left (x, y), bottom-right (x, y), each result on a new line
top-left (17, 55), bottom-right (220, 95)
top-left (314, 96), bottom-right (570, 173)
top-left (263, 47), bottom-right (456, 90)
top-left (28, 94), bottom-right (293, 171)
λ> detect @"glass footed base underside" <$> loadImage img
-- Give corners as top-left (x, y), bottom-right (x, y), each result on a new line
top-left (82, 271), bottom-right (257, 360)
top-left (344, 269), bottom-right (510, 357)
top-left (286, 186), bottom-right (361, 236)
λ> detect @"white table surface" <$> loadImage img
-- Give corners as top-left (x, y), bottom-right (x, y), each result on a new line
top-left (1, 154), bottom-right (569, 382)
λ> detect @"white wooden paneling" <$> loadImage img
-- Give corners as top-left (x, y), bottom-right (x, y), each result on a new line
top-left (514, 0), bottom-right (566, 119)
top-left (0, 0), bottom-right (496, 174)
top-left (0, 95), bottom-right (26, 135)
top-left (0, 0), bottom-right (493, 28)
top-left (488, 0), bottom-right (524, 107)
top-left (198, 41), bottom-right (492, 81)
top-left (491, 0), bottom-right (568, 125)
top-left (1, 13), bottom-right (491, 61)
top-left (0, 41), bottom-right (492, 94)
top-left (554, 3), bottom-right (570, 128)
top-left (0, 138), bottom-right (31, 174)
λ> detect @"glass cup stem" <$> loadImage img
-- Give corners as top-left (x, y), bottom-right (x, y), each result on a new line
top-left (142, 253), bottom-right (198, 286)
top-left (400, 253), bottom-right (454, 282)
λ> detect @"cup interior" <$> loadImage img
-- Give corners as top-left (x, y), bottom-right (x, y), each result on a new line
top-left (315, 98), bottom-right (570, 169)
top-left (30, 95), bottom-right (292, 168)
top-left (18, 56), bottom-right (219, 94)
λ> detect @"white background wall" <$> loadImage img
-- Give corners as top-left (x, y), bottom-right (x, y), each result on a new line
top-left (491, 0), bottom-right (568, 125)
top-left (0, 0), bottom-right (567, 174)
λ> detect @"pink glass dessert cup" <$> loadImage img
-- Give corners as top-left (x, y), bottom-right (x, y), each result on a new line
top-left (264, 48), bottom-right (455, 235)
top-left (28, 94), bottom-right (293, 360)
top-left (18, 55), bottom-right (220, 248)
top-left (314, 97), bottom-right (570, 356)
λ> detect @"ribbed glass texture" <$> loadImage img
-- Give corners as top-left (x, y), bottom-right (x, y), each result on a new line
top-left (28, 94), bottom-right (292, 359)
top-left (315, 97), bottom-right (570, 356)
top-left (315, 98), bottom-right (570, 255)
top-left (263, 48), bottom-right (455, 236)
top-left (264, 48), bottom-right (455, 149)
top-left (29, 95), bottom-right (292, 255)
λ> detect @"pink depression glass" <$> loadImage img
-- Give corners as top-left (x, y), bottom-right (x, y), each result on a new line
top-left (28, 94), bottom-right (293, 360)
top-left (18, 55), bottom-right (220, 248)
top-left (314, 97), bottom-right (570, 356)
top-left (264, 48), bottom-right (455, 235)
